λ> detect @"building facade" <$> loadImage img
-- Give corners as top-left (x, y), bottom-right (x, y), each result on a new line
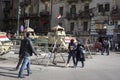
top-left (0, 0), bottom-right (119, 41)
top-left (89, 0), bottom-right (115, 42)
top-left (51, 0), bottom-right (92, 42)
top-left (111, 0), bottom-right (120, 42)
top-left (0, 0), bottom-right (17, 32)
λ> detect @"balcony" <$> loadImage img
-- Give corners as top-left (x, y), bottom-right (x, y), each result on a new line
top-left (111, 9), bottom-right (120, 20)
top-left (41, 0), bottom-right (50, 3)
top-left (96, 29), bottom-right (106, 35)
top-left (67, 0), bottom-right (78, 3)
top-left (3, 17), bottom-right (17, 21)
top-left (21, 13), bottom-right (40, 19)
top-left (79, 10), bottom-right (91, 19)
top-left (66, 12), bottom-right (78, 20)
top-left (3, 7), bottom-right (10, 13)
top-left (3, 0), bottom-right (10, 2)
top-left (79, 31), bottom-right (90, 36)
top-left (24, 0), bottom-right (31, 6)
top-left (40, 11), bottom-right (50, 17)
top-left (81, 0), bottom-right (92, 3)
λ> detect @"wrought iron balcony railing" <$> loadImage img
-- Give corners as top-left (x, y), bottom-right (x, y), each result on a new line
top-left (65, 12), bottom-right (78, 20)
top-left (3, 7), bottom-right (11, 12)
top-left (96, 29), bottom-right (106, 34)
top-left (20, 0), bottom-right (31, 6)
top-left (40, 11), bottom-right (50, 16)
top-left (41, 0), bottom-right (50, 2)
top-left (79, 10), bottom-right (91, 19)
top-left (81, 0), bottom-right (92, 2)
top-left (67, 0), bottom-right (79, 3)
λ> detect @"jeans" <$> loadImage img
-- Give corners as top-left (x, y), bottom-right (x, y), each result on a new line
top-left (67, 50), bottom-right (76, 65)
top-left (18, 57), bottom-right (31, 77)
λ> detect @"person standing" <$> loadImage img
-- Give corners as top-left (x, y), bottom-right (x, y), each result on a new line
top-left (94, 39), bottom-right (102, 52)
top-left (101, 39), bottom-right (109, 55)
top-left (75, 40), bottom-right (85, 68)
top-left (18, 32), bottom-right (38, 78)
top-left (66, 39), bottom-right (76, 68)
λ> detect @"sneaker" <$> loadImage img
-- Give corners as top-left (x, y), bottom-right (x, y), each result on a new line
top-left (18, 75), bottom-right (25, 78)
top-left (26, 72), bottom-right (32, 76)
top-left (65, 64), bottom-right (69, 68)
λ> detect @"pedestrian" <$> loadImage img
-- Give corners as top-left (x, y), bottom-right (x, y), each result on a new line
top-left (18, 32), bottom-right (38, 78)
top-left (75, 40), bottom-right (85, 68)
top-left (15, 39), bottom-right (24, 70)
top-left (101, 39), bottom-right (109, 55)
top-left (66, 39), bottom-right (76, 68)
top-left (94, 39), bottom-right (102, 52)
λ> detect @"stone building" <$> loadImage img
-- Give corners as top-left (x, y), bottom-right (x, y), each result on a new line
top-left (89, 0), bottom-right (115, 42)
top-left (111, 0), bottom-right (120, 42)
top-left (51, 0), bottom-right (92, 41)
top-left (0, 0), bottom-right (119, 41)
top-left (0, 0), bottom-right (20, 34)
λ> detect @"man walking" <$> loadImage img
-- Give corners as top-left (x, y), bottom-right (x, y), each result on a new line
top-left (18, 32), bottom-right (38, 78)
top-left (15, 39), bottom-right (24, 70)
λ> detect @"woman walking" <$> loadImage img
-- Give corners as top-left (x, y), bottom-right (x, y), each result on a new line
top-left (66, 39), bottom-right (76, 68)
top-left (75, 40), bottom-right (85, 68)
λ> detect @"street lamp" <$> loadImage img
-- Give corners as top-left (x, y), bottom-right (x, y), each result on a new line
top-left (17, 0), bottom-right (21, 38)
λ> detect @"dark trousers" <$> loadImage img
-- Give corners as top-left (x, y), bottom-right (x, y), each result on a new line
top-left (101, 47), bottom-right (109, 55)
top-left (75, 59), bottom-right (84, 67)
top-left (67, 51), bottom-right (76, 65)
top-left (16, 57), bottom-right (23, 70)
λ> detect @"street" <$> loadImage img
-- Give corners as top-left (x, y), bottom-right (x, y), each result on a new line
top-left (0, 51), bottom-right (120, 80)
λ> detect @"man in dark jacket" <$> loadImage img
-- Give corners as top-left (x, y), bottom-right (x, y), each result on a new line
top-left (15, 39), bottom-right (25, 70)
top-left (18, 32), bottom-right (38, 78)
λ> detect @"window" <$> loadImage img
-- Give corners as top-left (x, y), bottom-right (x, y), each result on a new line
top-left (59, 7), bottom-right (63, 15)
top-left (70, 5), bottom-right (76, 14)
top-left (58, 23), bottom-right (62, 27)
top-left (98, 4), bottom-right (104, 12)
top-left (70, 22), bottom-right (74, 32)
top-left (84, 5), bottom-right (89, 11)
top-left (83, 22), bottom-right (88, 31)
top-left (105, 3), bottom-right (110, 11)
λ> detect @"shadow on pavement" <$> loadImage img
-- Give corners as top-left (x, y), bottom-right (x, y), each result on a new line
top-left (0, 71), bottom-right (18, 78)
top-left (0, 66), bottom-right (16, 71)
top-left (0, 66), bottom-right (18, 78)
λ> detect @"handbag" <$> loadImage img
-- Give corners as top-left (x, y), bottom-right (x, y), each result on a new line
top-left (82, 49), bottom-right (86, 54)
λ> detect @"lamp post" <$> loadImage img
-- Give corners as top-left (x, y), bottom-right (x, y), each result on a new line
top-left (16, 0), bottom-right (21, 38)
top-left (50, 0), bottom-right (53, 28)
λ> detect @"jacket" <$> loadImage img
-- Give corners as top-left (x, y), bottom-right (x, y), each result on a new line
top-left (76, 43), bottom-right (85, 61)
top-left (19, 37), bottom-right (37, 57)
